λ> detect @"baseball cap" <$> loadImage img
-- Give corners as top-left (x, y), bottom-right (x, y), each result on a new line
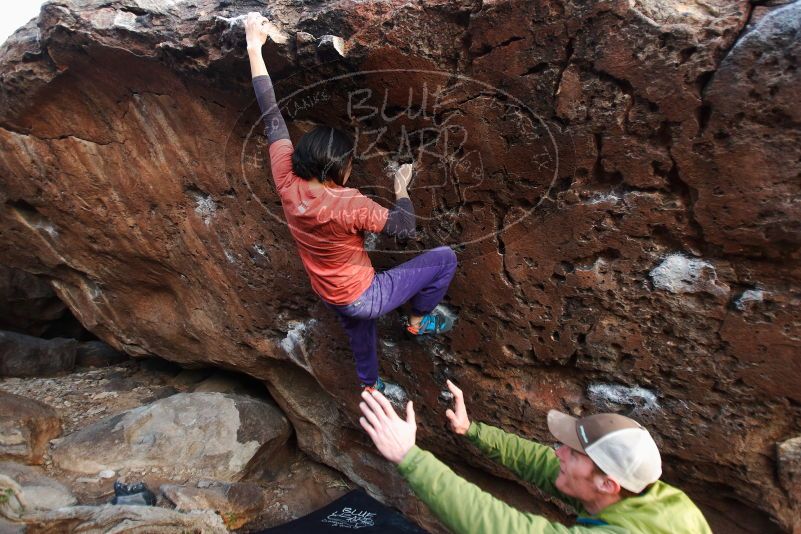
top-left (547, 410), bottom-right (662, 493)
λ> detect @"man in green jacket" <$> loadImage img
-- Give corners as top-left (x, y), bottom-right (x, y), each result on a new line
top-left (358, 381), bottom-right (711, 533)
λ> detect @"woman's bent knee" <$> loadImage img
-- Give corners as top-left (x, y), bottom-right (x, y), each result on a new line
top-left (431, 246), bottom-right (457, 265)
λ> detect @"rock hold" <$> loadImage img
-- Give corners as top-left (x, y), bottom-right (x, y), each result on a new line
top-left (318, 35), bottom-right (346, 61)
top-left (587, 384), bottom-right (660, 414)
top-left (382, 382), bottom-right (408, 409)
top-left (734, 289), bottom-right (765, 312)
top-left (280, 319), bottom-right (318, 374)
top-left (649, 254), bottom-right (730, 299)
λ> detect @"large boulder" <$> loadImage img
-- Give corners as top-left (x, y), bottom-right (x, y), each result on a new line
top-left (0, 266), bottom-right (66, 337)
top-left (14, 505), bottom-right (228, 533)
top-left (0, 518), bottom-right (24, 534)
top-left (74, 340), bottom-right (128, 368)
top-left (0, 392), bottom-right (61, 465)
top-left (674, 1), bottom-right (801, 258)
top-left (0, 331), bottom-right (77, 377)
top-left (161, 481), bottom-right (265, 530)
top-left (0, 461), bottom-right (76, 515)
top-left (162, 455), bottom-right (354, 530)
top-left (0, 0), bottom-right (799, 531)
top-left (50, 392), bottom-right (290, 481)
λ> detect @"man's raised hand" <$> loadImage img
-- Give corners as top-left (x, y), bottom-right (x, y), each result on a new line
top-left (445, 379), bottom-right (471, 435)
top-left (359, 390), bottom-right (417, 465)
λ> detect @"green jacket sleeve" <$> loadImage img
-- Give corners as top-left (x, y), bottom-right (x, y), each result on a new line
top-left (397, 446), bottom-right (618, 534)
top-left (465, 422), bottom-right (584, 511)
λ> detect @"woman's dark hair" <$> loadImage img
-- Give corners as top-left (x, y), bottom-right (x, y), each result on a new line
top-left (291, 126), bottom-right (354, 186)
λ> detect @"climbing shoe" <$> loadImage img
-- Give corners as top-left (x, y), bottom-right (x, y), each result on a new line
top-left (361, 376), bottom-right (386, 394)
top-left (407, 307), bottom-right (455, 335)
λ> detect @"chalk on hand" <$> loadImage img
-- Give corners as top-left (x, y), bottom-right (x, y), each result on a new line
top-left (385, 161), bottom-right (400, 176)
top-left (386, 161), bottom-right (414, 175)
top-left (396, 163), bottom-right (413, 182)
top-left (215, 14), bottom-right (247, 26)
top-left (215, 13), bottom-right (289, 44)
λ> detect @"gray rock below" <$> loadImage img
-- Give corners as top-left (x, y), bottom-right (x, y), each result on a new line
top-left (18, 504), bottom-right (227, 533)
top-left (0, 392), bottom-right (61, 465)
top-left (0, 517), bottom-right (24, 533)
top-left (0, 331), bottom-right (77, 378)
top-left (161, 481), bottom-right (264, 530)
top-left (0, 265), bottom-right (66, 337)
top-left (192, 372), bottom-right (252, 394)
top-left (75, 340), bottom-right (128, 368)
top-left (51, 392), bottom-right (291, 481)
top-left (0, 461), bottom-right (76, 513)
top-left (777, 436), bottom-right (801, 509)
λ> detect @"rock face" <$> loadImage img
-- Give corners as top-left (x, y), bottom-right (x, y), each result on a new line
top-left (50, 392), bottom-right (291, 481)
top-left (74, 340), bottom-right (128, 368)
top-left (0, 461), bottom-right (77, 514)
top-left (0, 392), bottom-right (61, 465)
top-left (0, 331), bottom-right (77, 377)
top-left (0, 266), bottom-right (66, 337)
top-left (14, 505), bottom-right (228, 534)
top-left (0, 0), bottom-right (799, 532)
top-left (162, 481), bottom-right (265, 530)
top-left (777, 437), bottom-right (801, 513)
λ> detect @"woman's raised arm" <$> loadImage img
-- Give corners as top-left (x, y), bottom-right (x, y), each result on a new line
top-left (245, 13), bottom-right (290, 144)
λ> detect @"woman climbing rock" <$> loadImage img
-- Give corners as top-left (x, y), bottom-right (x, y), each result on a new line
top-left (245, 13), bottom-right (458, 393)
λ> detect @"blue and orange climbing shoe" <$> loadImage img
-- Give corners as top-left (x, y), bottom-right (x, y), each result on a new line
top-left (361, 377), bottom-right (386, 394)
top-left (406, 306), bottom-right (455, 336)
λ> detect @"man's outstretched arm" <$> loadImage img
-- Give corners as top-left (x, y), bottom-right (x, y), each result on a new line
top-left (358, 391), bottom-right (607, 534)
top-left (245, 13), bottom-right (290, 145)
top-left (399, 447), bottom-right (607, 534)
top-left (445, 380), bottom-right (584, 510)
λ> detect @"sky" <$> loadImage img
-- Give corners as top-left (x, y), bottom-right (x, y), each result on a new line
top-left (0, 1), bottom-right (47, 46)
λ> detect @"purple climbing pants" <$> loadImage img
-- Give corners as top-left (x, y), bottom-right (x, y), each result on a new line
top-left (325, 246), bottom-right (457, 386)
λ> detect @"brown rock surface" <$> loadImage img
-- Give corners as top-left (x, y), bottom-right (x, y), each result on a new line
top-left (160, 454), bottom-right (352, 532)
top-left (0, 392), bottom-right (61, 465)
top-left (0, 330), bottom-right (77, 377)
top-left (0, 265), bottom-right (66, 337)
top-left (74, 340), bottom-right (128, 368)
top-left (0, 0), bottom-right (799, 532)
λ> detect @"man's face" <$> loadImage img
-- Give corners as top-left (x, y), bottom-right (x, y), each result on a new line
top-left (554, 444), bottom-right (603, 500)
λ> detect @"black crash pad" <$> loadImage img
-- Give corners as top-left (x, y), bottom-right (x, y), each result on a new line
top-left (257, 489), bottom-right (428, 533)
